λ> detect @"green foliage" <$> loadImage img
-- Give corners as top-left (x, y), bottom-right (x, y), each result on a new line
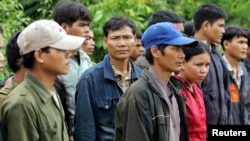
top-left (176, 0), bottom-right (202, 21)
top-left (79, 0), bottom-right (157, 62)
top-left (20, 0), bottom-right (58, 20)
top-left (0, 0), bottom-right (31, 81)
top-left (1, 0), bottom-right (250, 81)
top-left (218, 0), bottom-right (250, 28)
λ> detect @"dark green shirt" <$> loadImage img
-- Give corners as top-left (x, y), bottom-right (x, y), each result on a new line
top-left (1, 72), bottom-right (69, 141)
top-left (0, 76), bottom-right (19, 113)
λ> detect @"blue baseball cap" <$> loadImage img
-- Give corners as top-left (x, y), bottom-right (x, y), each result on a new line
top-left (141, 22), bottom-right (197, 50)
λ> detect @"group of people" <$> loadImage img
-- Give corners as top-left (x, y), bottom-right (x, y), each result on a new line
top-left (0, 1), bottom-right (250, 141)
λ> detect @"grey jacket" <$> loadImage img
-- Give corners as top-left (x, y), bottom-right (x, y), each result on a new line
top-left (114, 70), bottom-right (189, 141)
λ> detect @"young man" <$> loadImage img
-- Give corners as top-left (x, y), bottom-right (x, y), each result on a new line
top-left (74, 16), bottom-right (142, 141)
top-left (53, 1), bottom-right (93, 137)
top-left (0, 31), bottom-right (26, 110)
top-left (148, 9), bottom-right (184, 32)
top-left (193, 3), bottom-right (231, 125)
top-left (0, 19), bottom-right (85, 141)
top-left (243, 29), bottom-right (250, 81)
top-left (221, 25), bottom-right (250, 125)
top-left (129, 30), bottom-right (145, 62)
top-left (114, 22), bottom-right (197, 141)
top-left (135, 10), bottom-right (184, 70)
top-left (82, 30), bottom-right (95, 56)
top-left (0, 31), bottom-right (72, 141)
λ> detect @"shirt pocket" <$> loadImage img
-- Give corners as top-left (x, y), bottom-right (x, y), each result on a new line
top-left (95, 97), bottom-right (119, 124)
top-left (39, 121), bottom-right (58, 140)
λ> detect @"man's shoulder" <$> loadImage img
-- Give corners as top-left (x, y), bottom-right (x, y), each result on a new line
top-left (0, 82), bottom-right (15, 95)
top-left (5, 81), bottom-right (35, 100)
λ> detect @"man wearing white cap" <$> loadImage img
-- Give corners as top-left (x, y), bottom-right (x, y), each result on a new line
top-left (0, 19), bottom-right (85, 141)
top-left (114, 22), bottom-right (198, 141)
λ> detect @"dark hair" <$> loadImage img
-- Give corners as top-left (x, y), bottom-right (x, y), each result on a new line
top-left (53, 1), bottom-right (91, 26)
top-left (103, 16), bottom-right (136, 37)
top-left (135, 30), bottom-right (142, 39)
top-left (183, 41), bottom-right (210, 62)
top-left (6, 31), bottom-right (22, 73)
top-left (183, 21), bottom-right (195, 37)
top-left (221, 25), bottom-right (247, 50)
top-left (0, 26), bottom-right (3, 34)
top-left (54, 77), bottom-right (71, 135)
top-left (246, 29), bottom-right (250, 46)
top-left (145, 44), bottom-right (167, 65)
top-left (193, 3), bottom-right (227, 32)
top-left (22, 47), bottom-right (50, 69)
top-left (148, 10), bottom-right (184, 27)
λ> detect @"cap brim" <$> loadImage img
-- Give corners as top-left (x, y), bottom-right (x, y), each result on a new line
top-left (166, 36), bottom-right (198, 47)
top-left (50, 35), bottom-right (86, 51)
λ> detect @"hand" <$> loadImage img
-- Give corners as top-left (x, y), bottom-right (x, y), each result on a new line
top-left (69, 135), bottom-right (74, 141)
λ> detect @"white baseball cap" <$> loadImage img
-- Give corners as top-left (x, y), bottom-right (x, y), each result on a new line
top-left (17, 19), bottom-right (86, 55)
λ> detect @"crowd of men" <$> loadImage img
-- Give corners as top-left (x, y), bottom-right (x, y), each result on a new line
top-left (0, 1), bottom-right (250, 141)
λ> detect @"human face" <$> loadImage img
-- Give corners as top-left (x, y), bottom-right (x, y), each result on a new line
top-left (0, 33), bottom-right (5, 72)
top-left (130, 38), bottom-right (145, 61)
top-left (42, 48), bottom-right (71, 75)
top-left (104, 26), bottom-right (135, 61)
top-left (206, 18), bottom-right (225, 44)
top-left (224, 36), bottom-right (248, 60)
top-left (180, 53), bottom-right (210, 84)
top-left (64, 19), bottom-right (90, 37)
top-left (82, 30), bottom-right (95, 56)
top-left (246, 47), bottom-right (250, 59)
top-left (63, 19), bottom-right (90, 54)
top-left (156, 45), bottom-right (185, 73)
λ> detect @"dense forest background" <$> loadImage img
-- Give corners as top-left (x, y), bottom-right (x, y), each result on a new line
top-left (0, 0), bottom-right (249, 80)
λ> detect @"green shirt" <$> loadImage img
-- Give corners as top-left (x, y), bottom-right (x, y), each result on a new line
top-left (0, 76), bottom-right (19, 113)
top-left (1, 72), bottom-right (69, 141)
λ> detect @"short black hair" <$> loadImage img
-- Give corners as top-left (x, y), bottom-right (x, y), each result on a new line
top-left (183, 21), bottom-right (195, 37)
top-left (53, 1), bottom-right (91, 26)
top-left (22, 47), bottom-right (50, 69)
top-left (145, 44), bottom-right (167, 65)
top-left (148, 10), bottom-right (184, 27)
top-left (183, 41), bottom-right (210, 62)
top-left (6, 31), bottom-right (22, 73)
top-left (194, 3), bottom-right (227, 32)
top-left (221, 25), bottom-right (247, 50)
top-left (245, 29), bottom-right (250, 46)
top-left (135, 30), bottom-right (142, 39)
top-left (103, 16), bottom-right (136, 37)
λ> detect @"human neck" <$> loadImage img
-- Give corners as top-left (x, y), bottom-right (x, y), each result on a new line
top-left (110, 57), bottom-right (129, 75)
top-left (151, 65), bottom-right (172, 83)
top-left (29, 70), bottom-right (56, 93)
top-left (194, 32), bottom-right (211, 46)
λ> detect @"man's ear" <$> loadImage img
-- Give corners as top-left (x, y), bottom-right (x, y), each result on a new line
top-left (103, 37), bottom-right (107, 49)
top-left (150, 45), bottom-right (160, 58)
top-left (203, 21), bottom-right (210, 30)
top-left (34, 49), bottom-right (45, 63)
top-left (61, 23), bottom-right (69, 32)
top-left (223, 40), bottom-right (230, 50)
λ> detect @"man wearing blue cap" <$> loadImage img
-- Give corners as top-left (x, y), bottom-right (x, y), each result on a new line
top-left (114, 22), bottom-right (198, 141)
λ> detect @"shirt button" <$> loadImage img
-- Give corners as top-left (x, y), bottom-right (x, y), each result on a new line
top-left (104, 104), bottom-right (110, 109)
